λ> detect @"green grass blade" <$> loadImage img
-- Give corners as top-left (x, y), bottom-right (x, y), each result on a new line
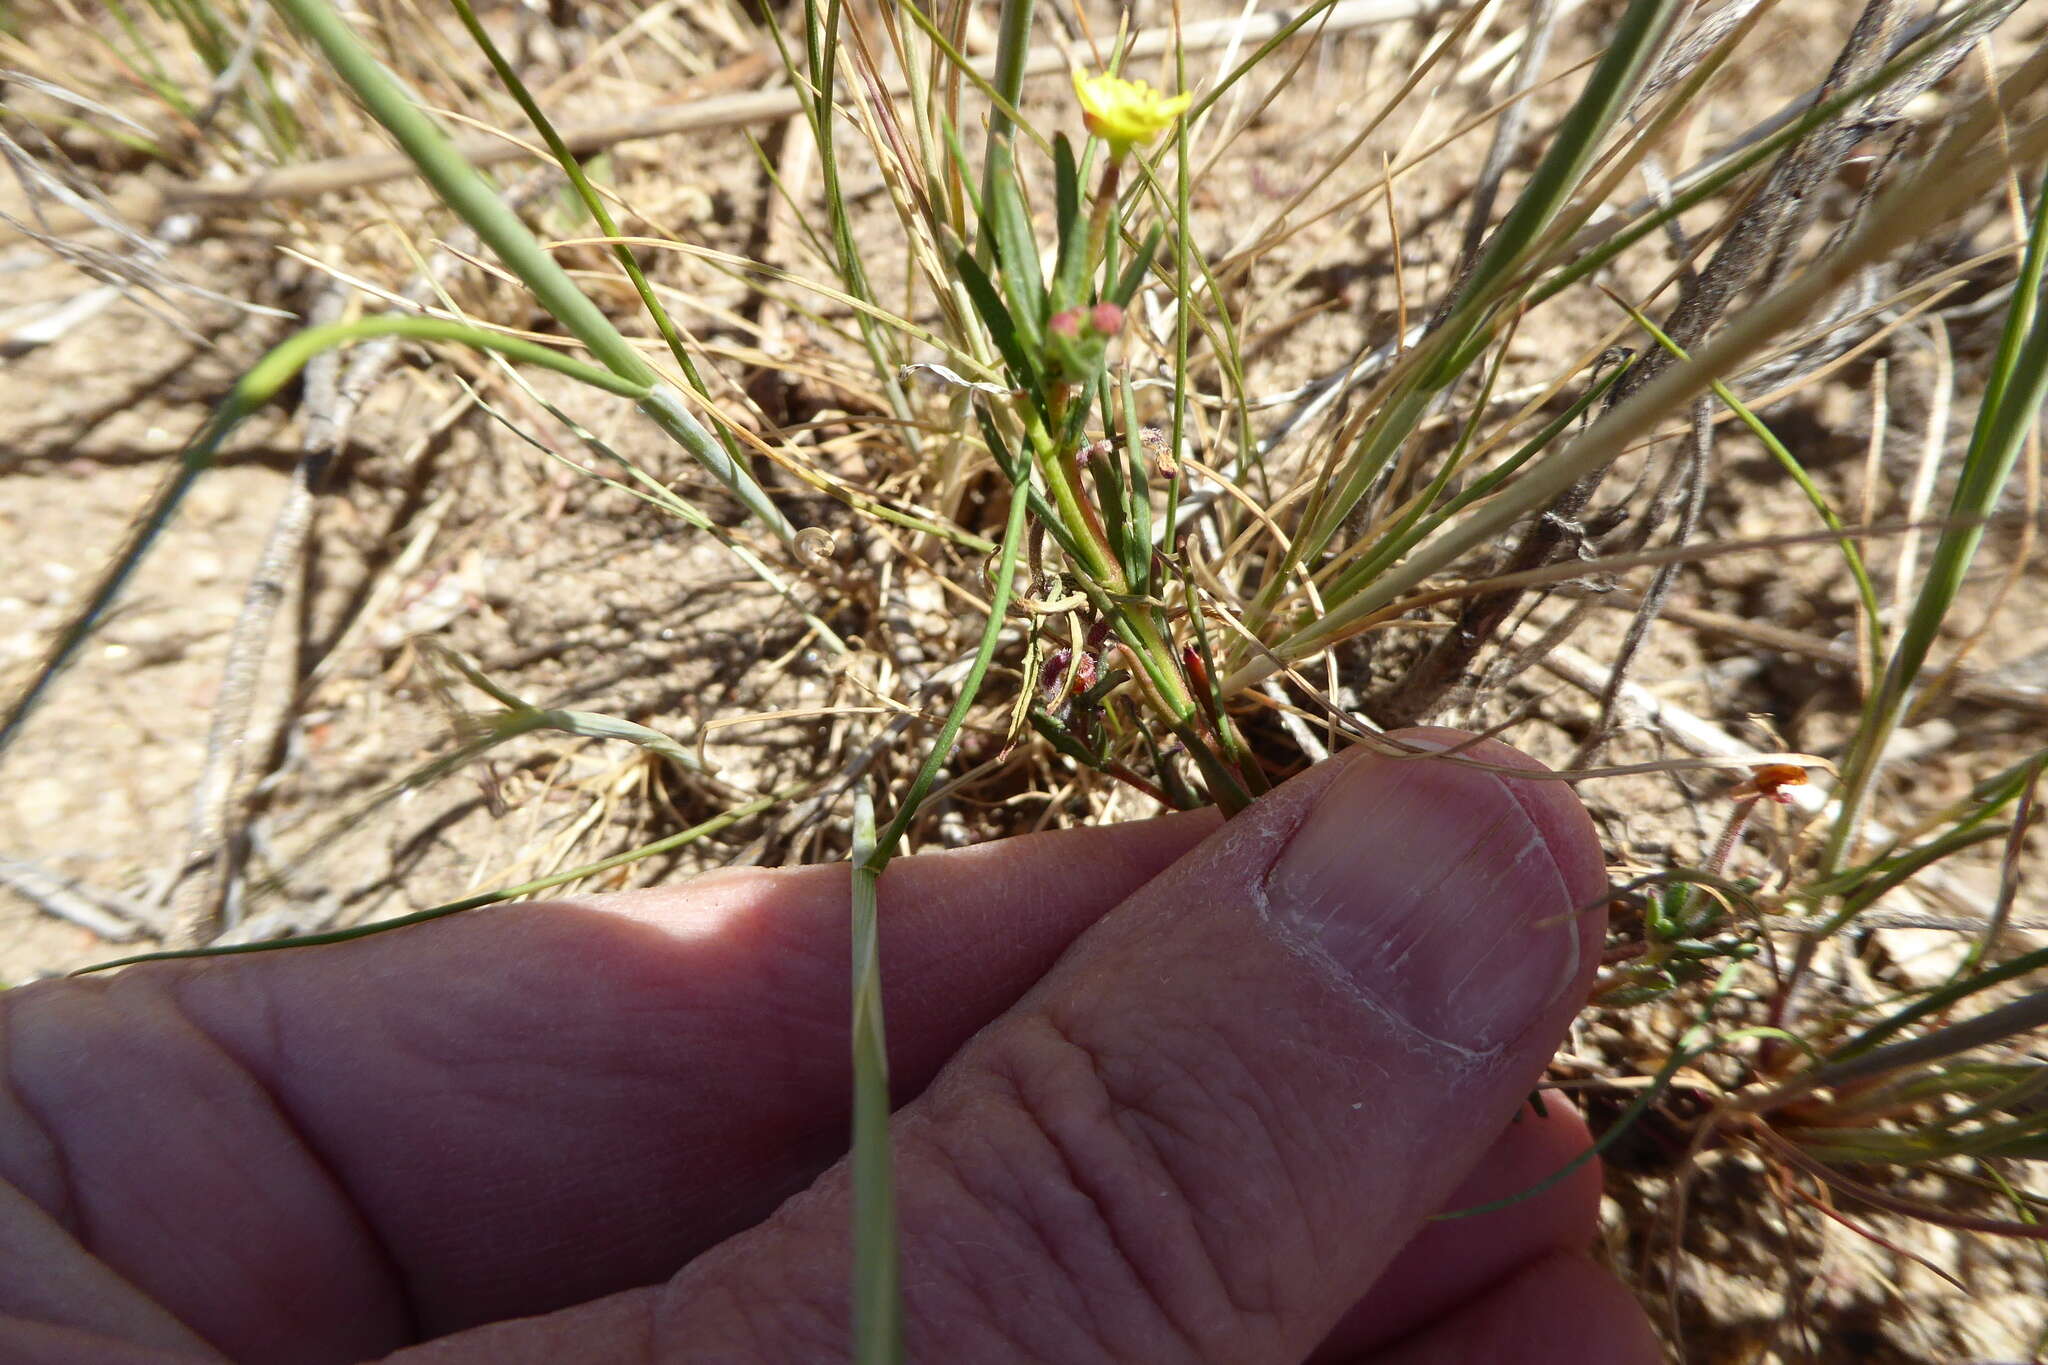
top-left (1332, 356), bottom-right (1627, 601)
top-left (269, 0), bottom-right (795, 544)
top-left (1886, 161), bottom-right (2048, 698)
top-left (444, 0), bottom-right (724, 400)
top-left (1821, 159), bottom-right (2048, 875)
top-left (986, 142), bottom-right (1047, 349)
top-left (849, 789), bottom-right (903, 1365)
top-left (1115, 367), bottom-right (1151, 592)
top-left (1052, 133), bottom-right (1085, 310)
top-left (1425, 0), bottom-right (1684, 377)
top-left (70, 790), bottom-right (786, 974)
top-left (1615, 299), bottom-right (1884, 671)
top-left (974, 0), bottom-right (1037, 269)
top-left (796, 0), bottom-right (906, 399)
top-left (271, 0), bottom-right (648, 383)
top-left (869, 455), bottom-right (1035, 862)
top-left (1529, 1), bottom-right (2022, 310)
top-left (1286, 0), bottom-right (1681, 580)
top-left (1108, 224), bottom-right (1163, 306)
top-left (0, 316), bottom-right (643, 759)
top-left (953, 247), bottom-right (1044, 400)
top-left (1834, 938), bottom-right (2048, 1064)
top-left (1233, 101), bottom-right (2048, 692)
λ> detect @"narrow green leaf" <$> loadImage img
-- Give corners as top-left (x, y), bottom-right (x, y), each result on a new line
top-left (1109, 224), bottom-right (1165, 307)
top-left (1052, 133), bottom-right (1085, 311)
top-left (1616, 298), bottom-right (1884, 672)
top-left (71, 790), bottom-right (785, 974)
top-left (0, 316), bottom-right (645, 758)
top-left (971, 0), bottom-right (1038, 269)
top-left (987, 143), bottom-right (1047, 350)
top-left (1116, 368), bottom-right (1151, 593)
top-left (868, 466), bottom-right (1034, 862)
top-left (953, 247), bottom-right (1043, 398)
top-left (1415, 0), bottom-right (1685, 389)
top-left (1822, 158), bottom-right (2048, 877)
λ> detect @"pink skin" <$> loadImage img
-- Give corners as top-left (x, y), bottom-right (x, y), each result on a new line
top-left (0, 729), bottom-right (1659, 1363)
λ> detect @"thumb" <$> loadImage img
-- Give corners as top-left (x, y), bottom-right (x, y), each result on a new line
top-left (389, 730), bottom-right (1610, 1365)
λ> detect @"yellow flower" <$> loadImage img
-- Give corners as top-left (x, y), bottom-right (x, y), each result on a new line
top-left (1072, 68), bottom-right (1191, 152)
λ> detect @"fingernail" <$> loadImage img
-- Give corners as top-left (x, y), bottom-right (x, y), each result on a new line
top-left (1263, 743), bottom-right (1585, 1051)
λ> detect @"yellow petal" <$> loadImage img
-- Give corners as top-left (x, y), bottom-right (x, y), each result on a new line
top-left (1071, 68), bottom-right (1191, 150)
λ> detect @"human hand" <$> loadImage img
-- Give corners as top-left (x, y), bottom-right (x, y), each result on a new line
top-left (0, 728), bottom-right (1661, 1363)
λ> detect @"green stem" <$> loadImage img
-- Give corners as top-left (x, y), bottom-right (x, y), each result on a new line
top-left (270, 0), bottom-right (795, 543)
top-left (1820, 160), bottom-right (2048, 882)
top-left (848, 792), bottom-right (903, 1365)
top-left (1029, 403), bottom-right (1122, 590)
top-left (867, 466), bottom-right (1034, 864)
top-left (974, 0), bottom-right (1038, 266)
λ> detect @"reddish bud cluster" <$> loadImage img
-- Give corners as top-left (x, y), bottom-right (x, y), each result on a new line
top-left (1043, 620), bottom-right (1116, 710)
top-left (1043, 647), bottom-right (1099, 703)
top-left (1050, 303), bottom-right (1124, 339)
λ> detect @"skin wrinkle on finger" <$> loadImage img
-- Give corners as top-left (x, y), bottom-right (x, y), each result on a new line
top-left (1, 973), bottom-right (408, 1363)
top-left (0, 1313), bottom-right (230, 1365)
top-left (894, 1079), bottom-right (1183, 1365)
top-left (1023, 1007), bottom-right (1299, 1337)
top-left (345, 819), bottom-right (1213, 1323)
top-left (0, 1019), bottom-right (72, 1222)
top-left (863, 1014), bottom-right (1305, 1362)
top-left (379, 1110), bottom-right (1629, 1365)
top-left (0, 1181), bottom-right (220, 1358)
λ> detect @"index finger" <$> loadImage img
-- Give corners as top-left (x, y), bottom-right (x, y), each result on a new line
top-left (0, 809), bottom-right (1215, 1358)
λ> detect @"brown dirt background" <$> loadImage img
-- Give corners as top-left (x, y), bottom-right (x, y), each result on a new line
top-left (5, 0), bottom-right (2048, 1358)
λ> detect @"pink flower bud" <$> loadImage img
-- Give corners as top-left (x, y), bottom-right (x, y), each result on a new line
top-left (1090, 302), bottom-right (1125, 335)
top-left (1050, 308), bottom-right (1083, 339)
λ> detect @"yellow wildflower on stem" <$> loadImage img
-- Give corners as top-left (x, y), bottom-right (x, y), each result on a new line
top-left (1072, 68), bottom-right (1189, 297)
top-left (1071, 68), bottom-right (1192, 154)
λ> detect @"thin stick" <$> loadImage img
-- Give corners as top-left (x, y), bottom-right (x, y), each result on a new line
top-left (16, 0), bottom-right (1443, 242)
top-left (169, 286), bottom-right (355, 945)
top-left (0, 855), bottom-right (156, 942)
